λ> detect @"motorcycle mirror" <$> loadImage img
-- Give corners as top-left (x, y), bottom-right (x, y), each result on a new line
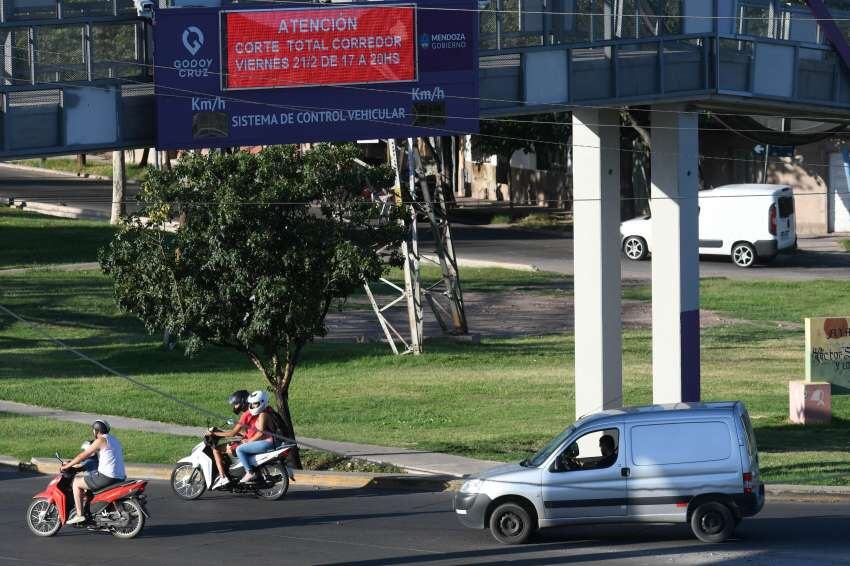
top-left (226, 419), bottom-right (234, 427)
top-left (54, 451), bottom-right (61, 462)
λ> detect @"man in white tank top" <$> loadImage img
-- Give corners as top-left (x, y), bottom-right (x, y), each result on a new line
top-left (60, 419), bottom-right (126, 525)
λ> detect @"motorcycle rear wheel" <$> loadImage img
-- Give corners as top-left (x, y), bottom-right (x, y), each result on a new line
top-left (171, 462), bottom-right (206, 500)
top-left (26, 499), bottom-right (61, 537)
top-left (255, 463), bottom-right (289, 501)
top-left (110, 499), bottom-right (145, 539)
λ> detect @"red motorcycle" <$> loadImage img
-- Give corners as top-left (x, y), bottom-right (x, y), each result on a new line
top-left (26, 452), bottom-right (150, 539)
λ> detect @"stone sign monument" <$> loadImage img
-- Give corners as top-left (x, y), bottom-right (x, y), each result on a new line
top-left (805, 316), bottom-right (850, 392)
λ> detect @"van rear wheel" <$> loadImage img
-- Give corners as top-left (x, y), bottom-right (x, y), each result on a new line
top-left (731, 242), bottom-right (757, 268)
top-left (690, 501), bottom-right (735, 543)
top-left (489, 502), bottom-right (533, 545)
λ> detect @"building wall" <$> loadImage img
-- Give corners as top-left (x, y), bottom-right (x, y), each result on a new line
top-left (700, 131), bottom-right (837, 235)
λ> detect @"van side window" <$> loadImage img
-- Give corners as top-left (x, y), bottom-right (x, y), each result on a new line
top-left (631, 421), bottom-right (731, 466)
top-left (552, 428), bottom-right (619, 472)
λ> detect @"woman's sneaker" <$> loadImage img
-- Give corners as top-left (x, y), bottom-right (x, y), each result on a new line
top-left (66, 514), bottom-right (87, 525)
top-left (211, 476), bottom-right (231, 490)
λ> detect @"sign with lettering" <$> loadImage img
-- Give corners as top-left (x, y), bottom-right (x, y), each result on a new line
top-left (222, 5), bottom-right (416, 90)
top-left (154, 0), bottom-right (478, 149)
top-left (805, 316), bottom-right (850, 392)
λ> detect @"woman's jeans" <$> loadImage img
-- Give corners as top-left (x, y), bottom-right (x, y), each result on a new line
top-left (235, 440), bottom-right (275, 472)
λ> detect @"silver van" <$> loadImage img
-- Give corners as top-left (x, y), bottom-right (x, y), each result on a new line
top-left (454, 402), bottom-right (764, 545)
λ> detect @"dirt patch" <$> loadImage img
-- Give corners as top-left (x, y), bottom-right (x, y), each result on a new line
top-left (325, 291), bottom-right (738, 342)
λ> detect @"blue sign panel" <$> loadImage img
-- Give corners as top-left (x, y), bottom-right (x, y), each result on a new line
top-left (154, 0), bottom-right (479, 149)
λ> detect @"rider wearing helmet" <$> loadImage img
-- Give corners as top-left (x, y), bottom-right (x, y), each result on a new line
top-left (235, 390), bottom-right (276, 484)
top-left (61, 419), bottom-right (126, 525)
top-left (207, 390), bottom-right (250, 490)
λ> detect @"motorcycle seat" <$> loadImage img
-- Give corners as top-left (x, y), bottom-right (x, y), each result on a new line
top-left (89, 480), bottom-right (138, 495)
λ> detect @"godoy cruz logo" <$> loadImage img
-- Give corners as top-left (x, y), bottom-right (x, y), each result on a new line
top-left (174, 25), bottom-right (212, 78)
top-left (182, 26), bottom-right (204, 56)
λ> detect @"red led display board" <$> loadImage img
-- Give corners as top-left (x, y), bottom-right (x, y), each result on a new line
top-left (221, 5), bottom-right (416, 90)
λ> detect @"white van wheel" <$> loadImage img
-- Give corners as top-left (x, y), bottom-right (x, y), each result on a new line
top-left (690, 501), bottom-right (735, 543)
top-left (623, 236), bottom-right (648, 261)
top-left (489, 502), bottom-right (533, 545)
top-left (731, 242), bottom-right (757, 268)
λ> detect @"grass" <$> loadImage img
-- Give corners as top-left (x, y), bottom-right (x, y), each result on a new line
top-left (841, 239), bottom-right (850, 252)
top-left (0, 207), bottom-right (116, 269)
top-left (487, 212), bottom-right (571, 232)
top-left (11, 157), bottom-right (148, 182)
top-left (1, 268), bottom-right (850, 485)
top-left (624, 278), bottom-right (850, 323)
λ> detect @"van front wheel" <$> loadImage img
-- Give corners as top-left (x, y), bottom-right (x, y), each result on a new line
top-left (731, 242), bottom-right (757, 268)
top-left (623, 236), bottom-right (648, 261)
top-left (489, 502), bottom-right (533, 545)
top-left (690, 501), bottom-right (735, 543)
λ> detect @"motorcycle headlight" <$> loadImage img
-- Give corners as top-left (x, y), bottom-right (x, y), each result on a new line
top-left (460, 478), bottom-right (484, 494)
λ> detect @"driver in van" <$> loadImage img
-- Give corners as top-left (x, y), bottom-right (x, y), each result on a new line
top-left (206, 390), bottom-right (250, 490)
top-left (596, 434), bottom-right (618, 469)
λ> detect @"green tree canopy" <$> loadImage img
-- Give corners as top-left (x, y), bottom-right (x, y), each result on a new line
top-left (99, 144), bottom-right (405, 466)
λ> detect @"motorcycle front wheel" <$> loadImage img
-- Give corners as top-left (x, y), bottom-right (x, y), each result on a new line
top-left (26, 499), bottom-right (61, 537)
top-left (171, 463), bottom-right (206, 500)
top-left (255, 462), bottom-right (289, 501)
top-left (109, 499), bottom-right (145, 539)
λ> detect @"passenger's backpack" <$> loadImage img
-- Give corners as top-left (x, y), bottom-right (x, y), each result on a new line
top-left (265, 407), bottom-right (289, 444)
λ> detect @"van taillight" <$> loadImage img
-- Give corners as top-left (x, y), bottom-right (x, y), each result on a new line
top-left (769, 205), bottom-right (777, 236)
top-left (743, 472), bottom-right (753, 494)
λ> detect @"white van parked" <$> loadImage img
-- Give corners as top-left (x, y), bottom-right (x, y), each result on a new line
top-left (454, 402), bottom-right (764, 545)
top-left (620, 184), bottom-right (796, 267)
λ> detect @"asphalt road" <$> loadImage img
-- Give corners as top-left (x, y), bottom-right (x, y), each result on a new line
top-left (423, 224), bottom-right (850, 281)
top-left (2, 164), bottom-right (849, 281)
top-left (2, 471), bottom-right (849, 565)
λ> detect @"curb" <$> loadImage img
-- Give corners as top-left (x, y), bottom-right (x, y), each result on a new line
top-left (10, 201), bottom-right (109, 222)
top-left (0, 161), bottom-right (141, 184)
top-left (421, 253), bottom-right (539, 272)
top-left (0, 162), bottom-right (109, 181)
top-left (24, 457), bottom-right (462, 492)
top-left (11, 457), bottom-right (848, 498)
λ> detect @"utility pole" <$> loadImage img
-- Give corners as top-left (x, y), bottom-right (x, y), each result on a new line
top-left (110, 150), bottom-right (125, 225)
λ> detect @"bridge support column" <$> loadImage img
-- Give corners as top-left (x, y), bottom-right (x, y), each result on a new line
top-left (650, 106), bottom-right (700, 403)
top-left (572, 109), bottom-right (623, 418)
top-left (111, 150), bottom-right (125, 225)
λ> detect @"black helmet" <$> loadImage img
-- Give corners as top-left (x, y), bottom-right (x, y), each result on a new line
top-left (92, 419), bottom-right (110, 435)
top-left (228, 390), bottom-right (250, 414)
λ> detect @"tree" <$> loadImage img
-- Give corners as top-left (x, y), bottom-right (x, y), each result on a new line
top-left (99, 144), bottom-right (405, 467)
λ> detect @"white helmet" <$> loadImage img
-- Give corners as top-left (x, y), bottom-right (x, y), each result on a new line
top-left (247, 390), bottom-right (269, 416)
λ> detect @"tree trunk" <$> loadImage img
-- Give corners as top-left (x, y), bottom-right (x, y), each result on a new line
top-left (139, 147), bottom-right (150, 167)
top-left (76, 153), bottom-right (86, 168)
top-left (273, 388), bottom-right (303, 469)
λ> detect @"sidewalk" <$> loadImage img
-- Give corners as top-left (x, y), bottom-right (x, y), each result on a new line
top-left (0, 400), bottom-right (501, 477)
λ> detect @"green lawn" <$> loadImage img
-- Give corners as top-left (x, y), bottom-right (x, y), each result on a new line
top-left (1, 268), bottom-right (849, 485)
top-left (11, 158), bottom-right (148, 182)
top-left (0, 207), bottom-right (116, 269)
top-left (624, 278), bottom-right (850, 323)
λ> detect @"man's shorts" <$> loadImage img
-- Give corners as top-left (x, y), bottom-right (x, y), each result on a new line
top-left (83, 470), bottom-right (121, 490)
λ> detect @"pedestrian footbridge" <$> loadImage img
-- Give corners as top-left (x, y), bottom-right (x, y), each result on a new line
top-left (479, 0), bottom-right (850, 119)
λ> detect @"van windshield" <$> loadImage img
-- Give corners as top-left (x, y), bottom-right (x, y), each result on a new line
top-left (523, 426), bottom-right (575, 467)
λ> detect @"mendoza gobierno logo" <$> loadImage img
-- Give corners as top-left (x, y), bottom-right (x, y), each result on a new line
top-left (420, 30), bottom-right (467, 50)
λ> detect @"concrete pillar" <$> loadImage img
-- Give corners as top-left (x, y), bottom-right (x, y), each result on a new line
top-left (111, 150), bottom-right (126, 225)
top-left (572, 109), bottom-right (623, 418)
top-left (650, 106), bottom-right (700, 404)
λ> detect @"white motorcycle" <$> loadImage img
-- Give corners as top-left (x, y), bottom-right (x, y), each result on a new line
top-left (170, 431), bottom-right (295, 501)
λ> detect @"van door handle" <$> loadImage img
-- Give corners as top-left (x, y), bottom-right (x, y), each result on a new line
top-left (621, 467), bottom-right (630, 478)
